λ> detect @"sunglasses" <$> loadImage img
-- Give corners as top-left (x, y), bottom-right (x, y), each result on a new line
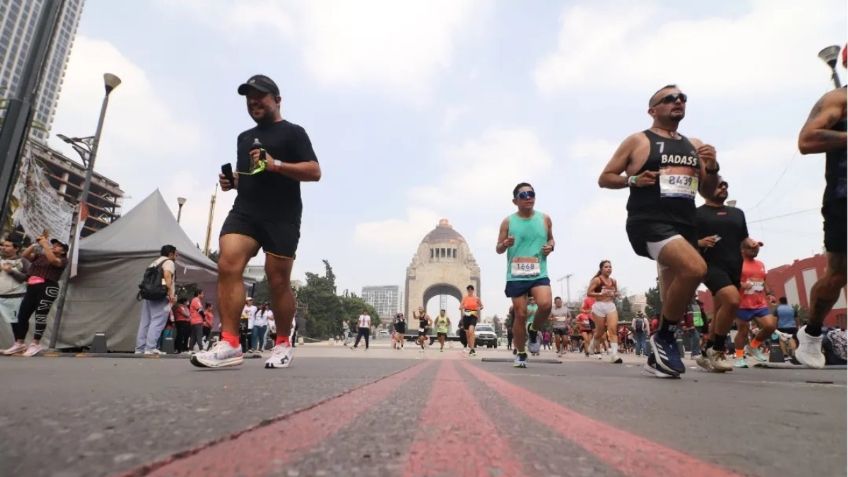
top-left (515, 190), bottom-right (536, 200)
top-left (652, 93), bottom-right (687, 107)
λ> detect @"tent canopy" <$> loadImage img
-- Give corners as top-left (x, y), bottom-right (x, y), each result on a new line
top-left (31, 189), bottom-right (227, 351)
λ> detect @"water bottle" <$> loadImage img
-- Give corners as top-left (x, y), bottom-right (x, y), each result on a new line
top-left (250, 138), bottom-right (266, 161)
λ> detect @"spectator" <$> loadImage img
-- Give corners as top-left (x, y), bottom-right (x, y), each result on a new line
top-left (505, 306), bottom-right (515, 351)
top-left (132, 245), bottom-right (175, 356)
top-left (203, 303), bottom-right (215, 350)
top-left (353, 309), bottom-right (371, 350)
top-left (0, 239), bottom-right (29, 332)
top-left (631, 311), bottom-right (649, 356)
top-left (173, 297), bottom-right (191, 353)
top-left (252, 302), bottom-right (270, 352)
top-left (240, 297), bottom-right (256, 352)
top-left (188, 289), bottom-right (205, 352)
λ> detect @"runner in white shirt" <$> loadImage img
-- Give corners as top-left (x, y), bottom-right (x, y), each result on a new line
top-left (353, 311), bottom-right (372, 350)
top-left (550, 297), bottom-right (570, 357)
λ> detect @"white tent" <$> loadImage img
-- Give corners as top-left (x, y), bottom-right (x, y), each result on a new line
top-left (0, 189), bottom-right (223, 351)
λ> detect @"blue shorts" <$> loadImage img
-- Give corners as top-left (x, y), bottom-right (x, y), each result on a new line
top-left (504, 277), bottom-right (551, 298)
top-left (736, 308), bottom-right (770, 322)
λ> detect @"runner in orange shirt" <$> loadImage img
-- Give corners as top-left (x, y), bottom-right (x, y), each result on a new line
top-left (733, 241), bottom-right (777, 368)
top-left (460, 285), bottom-right (484, 357)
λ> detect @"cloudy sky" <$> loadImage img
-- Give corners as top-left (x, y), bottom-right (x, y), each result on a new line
top-left (49, 0), bottom-right (846, 317)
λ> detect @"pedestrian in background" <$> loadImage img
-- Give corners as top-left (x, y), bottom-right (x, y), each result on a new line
top-left (188, 289), bottom-right (205, 352)
top-left (173, 297), bottom-right (191, 353)
top-left (353, 310), bottom-right (371, 350)
top-left (251, 302), bottom-right (270, 352)
top-left (132, 245), bottom-right (175, 356)
top-left (0, 239), bottom-right (29, 333)
top-left (203, 303), bottom-right (215, 350)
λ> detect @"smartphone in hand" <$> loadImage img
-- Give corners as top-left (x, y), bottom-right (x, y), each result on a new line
top-left (221, 163), bottom-right (234, 188)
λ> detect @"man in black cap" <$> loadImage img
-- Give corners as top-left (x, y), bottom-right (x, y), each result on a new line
top-left (191, 74), bottom-right (321, 369)
top-left (2, 233), bottom-right (68, 357)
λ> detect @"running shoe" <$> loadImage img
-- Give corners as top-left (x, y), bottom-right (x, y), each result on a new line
top-left (2, 342), bottom-right (27, 355)
top-left (734, 358), bottom-right (748, 368)
top-left (514, 352), bottom-right (528, 368)
top-left (144, 349), bottom-right (165, 356)
top-left (264, 342), bottom-right (294, 369)
top-left (649, 333), bottom-right (685, 375)
top-left (469, 348), bottom-right (476, 357)
top-left (22, 342), bottom-right (43, 357)
top-left (696, 348), bottom-right (733, 373)
top-left (527, 325), bottom-right (541, 354)
top-left (745, 344), bottom-right (767, 363)
top-left (794, 326), bottom-right (826, 369)
top-left (643, 353), bottom-right (679, 379)
top-left (610, 353), bottom-right (623, 364)
top-left (190, 341), bottom-right (243, 368)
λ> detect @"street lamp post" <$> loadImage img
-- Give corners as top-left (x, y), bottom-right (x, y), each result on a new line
top-left (556, 273), bottom-right (573, 304)
top-left (818, 45), bottom-right (843, 89)
top-left (48, 73), bottom-right (121, 350)
top-left (176, 196), bottom-right (187, 223)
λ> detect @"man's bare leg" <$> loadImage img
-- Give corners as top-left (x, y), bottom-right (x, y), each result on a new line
top-left (807, 252), bottom-right (847, 335)
top-left (217, 234), bottom-right (260, 337)
top-left (265, 253), bottom-right (295, 340)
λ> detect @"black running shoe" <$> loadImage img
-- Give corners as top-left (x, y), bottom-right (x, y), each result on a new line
top-left (650, 333), bottom-right (685, 375)
top-left (643, 353), bottom-right (679, 379)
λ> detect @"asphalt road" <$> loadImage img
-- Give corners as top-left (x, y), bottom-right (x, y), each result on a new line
top-left (0, 343), bottom-right (844, 477)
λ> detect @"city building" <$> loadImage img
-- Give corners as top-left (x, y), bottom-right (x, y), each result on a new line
top-left (698, 253), bottom-right (846, 329)
top-left (626, 294), bottom-right (647, 316)
top-left (362, 285), bottom-right (400, 321)
top-left (0, 0), bottom-right (85, 143)
top-left (29, 139), bottom-right (123, 237)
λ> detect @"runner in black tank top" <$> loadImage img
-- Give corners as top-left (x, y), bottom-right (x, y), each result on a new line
top-left (599, 84), bottom-right (720, 379)
top-left (797, 77), bottom-right (847, 369)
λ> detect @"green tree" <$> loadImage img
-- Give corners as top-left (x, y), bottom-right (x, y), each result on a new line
top-left (619, 296), bottom-right (634, 323)
top-left (297, 260), bottom-right (344, 339)
top-left (340, 294), bottom-right (380, 335)
top-left (645, 286), bottom-right (662, 317)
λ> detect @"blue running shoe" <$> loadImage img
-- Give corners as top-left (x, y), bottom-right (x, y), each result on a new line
top-left (650, 333), bottom-right (685, 375)
top-left (643, 353), bottom-right (679, 379)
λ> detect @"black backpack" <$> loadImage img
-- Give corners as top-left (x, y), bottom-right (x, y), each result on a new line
top-left (137, 259), bottom-right (171, 301)
top-left (634, 318), bottom-right (644, 332)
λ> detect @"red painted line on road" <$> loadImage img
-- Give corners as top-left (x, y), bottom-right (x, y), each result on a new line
top-left (402, 361), bottom-right (526, 477)
top-left (117, 362), bottom-right (432, 477)
top-left (460, 362), bottom-right (745, 477)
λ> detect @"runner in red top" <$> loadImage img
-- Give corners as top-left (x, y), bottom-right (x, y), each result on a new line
top-left (576, 297), bottom-right (595, 356)
top-left (459, 285), bottom-right (484, 357)
top-left (733, 242), bottom-right (777, 367)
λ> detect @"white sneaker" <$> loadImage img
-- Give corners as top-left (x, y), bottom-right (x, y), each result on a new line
top-left (2, 342), bottom-right (27, 355)
top-left (697, 348), bottom-right (733, 373)
top-left (190, 341), bottom-right (243, 368)
top-left (265, 342), bottom-right (294, 369)
top-left (22, 342), bottom-right (44, 357)
top-left (745, 344), bottom-right (767, 363)
top-left (144, 349), bottom-right (165, 356)
top-left (795, 326), bottom-right (826, 369)
top-left (610, 353), bottom-right (623, 364)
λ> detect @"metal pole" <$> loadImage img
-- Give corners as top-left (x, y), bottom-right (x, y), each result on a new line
top-left (0, 0), bottom-right (64, 231)
top-left (565, 273), bottom-right (572, 305)
top-left (49, 79), bottom-right (119, 350)
top-left (176, 204), bottom-right (183, 223)
top-left (828, 66), bottom-right (842, 89)
top-left (203, 184), bottom-right (217, 256)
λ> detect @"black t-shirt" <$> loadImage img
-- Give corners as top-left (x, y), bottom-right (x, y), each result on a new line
top-left (232, 120), bottom-right (318, 224)
top-left (695, 204), bottom-right (749, 272)
top-left (627, 130), bottom-right (700, 227)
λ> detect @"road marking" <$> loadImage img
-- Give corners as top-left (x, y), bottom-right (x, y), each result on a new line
top-left (402, 361), bottom-right (526, 477)
top-left (461, 361), bottom-right (745, 477)
top-left (117, 362), bottom-right (432, 477)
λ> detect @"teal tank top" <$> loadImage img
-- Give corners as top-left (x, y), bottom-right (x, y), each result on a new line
top-left (506, 211), bottom-right (548, 282)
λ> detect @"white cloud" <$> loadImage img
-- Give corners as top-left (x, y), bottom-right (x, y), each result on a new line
top-left (407, 127), bottom-right (554, 208)
top-left (535, 0), bottom-right (845, 97)
top-left (353, 207), bottom-right (442, 254)
top-left (158, 0), bottom-right (481, 102)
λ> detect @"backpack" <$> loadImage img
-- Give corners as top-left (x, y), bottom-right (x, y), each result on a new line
top-left (634, 318), bottom-right (644, 332)
top-left (137, 259), bottom-right (170, 301)
top-left (823, 329), bottom-right (847, 365)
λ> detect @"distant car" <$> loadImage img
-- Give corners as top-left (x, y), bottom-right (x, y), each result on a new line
top-left (475, 324), bottom-right (498, 348)
top-left (377, 329), bottom-right (390, 338)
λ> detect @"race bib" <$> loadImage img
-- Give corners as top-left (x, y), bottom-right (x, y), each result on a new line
top-left (659, 167), bottom-right (698, 199)
top-left (746, 280), bottom-right (765, 294)
top-left (511, 257), bottom-right (540, 277)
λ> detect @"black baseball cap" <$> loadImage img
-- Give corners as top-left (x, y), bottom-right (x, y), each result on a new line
top-left (237, 75), bottom-right (280, 96)
top-left (50, 239), bottom-right (69, 252)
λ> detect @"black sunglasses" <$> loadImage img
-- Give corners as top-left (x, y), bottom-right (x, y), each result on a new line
top-left (652, 92), bottom-right (687, 107)
top-left (516, 190), bottom-right (536, 200)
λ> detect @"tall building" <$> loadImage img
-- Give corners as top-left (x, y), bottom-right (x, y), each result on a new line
top-left (0, 0), bottom-right (85, 142)
top-left (361, 285), bottom-right (400, 321)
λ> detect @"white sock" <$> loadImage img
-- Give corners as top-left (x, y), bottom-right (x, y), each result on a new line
top-left (612, 343), bottom-right (619, 355)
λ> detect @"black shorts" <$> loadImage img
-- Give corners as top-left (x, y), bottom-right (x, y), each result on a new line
top-left (704, 264), bottom-right (741, 294)
top-left (418, 328), bottom-right (429, 337)
top-left (778, 327), bottom-right (798, 338)
top-left (394, 324), bottom-right (406, 334)
top-left (553, 328), bottom-right (568, 336)
top-left (220, 209), bottom-right (300, 258)
top-left (626, 220), bottom-right (697, 259)
top-left (504, 277), bottom-right (551, 298)
top-left (823, 198), bottom-right (847, 254)
top-left (437, 332), bottom-right (448, 338)
top-left (462, 315), bottom-right (478, 330)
